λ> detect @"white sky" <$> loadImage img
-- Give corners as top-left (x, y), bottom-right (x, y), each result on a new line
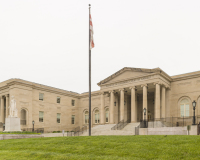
top-left (0, 0), bottom-right (200, 93)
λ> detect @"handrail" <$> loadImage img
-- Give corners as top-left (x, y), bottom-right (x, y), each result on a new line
top-left (67, 126), bottom-right (87, 136)
top-left (111, 119), bottom-right (130, 130)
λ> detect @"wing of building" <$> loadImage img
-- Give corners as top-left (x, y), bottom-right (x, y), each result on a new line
top-left (0, 67), bottom-right (200, 132)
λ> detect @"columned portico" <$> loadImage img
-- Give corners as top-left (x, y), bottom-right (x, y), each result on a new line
top-left (1, 96), bottom-right (4, 123)
top-left (109, 90), bottom-right (114, 123)
top-left (6, 94), bottom-right (9, 118)
top-left (161, 86), bottom-right (166, 118)
top-left (119, 89), bottom-right (124, 121)
top-left (155, 83), bottom-right (161, 119)
top-left (100, 92), bottom-right (105, 124)
top-left (130, 86), bottom-right (137, 122)
top-left (141, 84), bottom-right (148, 120)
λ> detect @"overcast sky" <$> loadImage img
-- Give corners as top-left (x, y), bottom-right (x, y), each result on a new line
top-left (0, 0), bottom-right (200, 93)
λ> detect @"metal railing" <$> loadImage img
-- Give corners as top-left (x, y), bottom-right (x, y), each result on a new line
top-left (22, 128), bottom-right (44, 133)
top-left (140, 116), bottom-right (200, 128)
top-left (111, 119), bottom-right (130, 130)
top-left (67, 126), bottom-right (87, 137)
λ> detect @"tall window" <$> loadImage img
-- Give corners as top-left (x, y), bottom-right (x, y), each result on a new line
top-left (21, 109), bottom-right (26, 125)
top-left (39, 93), bottom-right (44, 101)
top-left (57, 97), bottom-right (61, 104)
top-left (85, 111), bottom-right (89, 124)
top-left (95, 110), bottom-right (100, 124)
top-left (39, 111), bottom-right (44, 122)
top-left (72, 115), bottom-right (75, 124)
top-left (105, 108), bottom-right (109, 123)
top-left (180, 99), bottom-right (190, 117)
top-left (72, 100), bottom-right (75, 106)
top-left (57, 113), bottom-right (61, 123)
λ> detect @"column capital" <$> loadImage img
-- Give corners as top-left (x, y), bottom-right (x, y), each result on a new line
top-left (6, 94), bottom-right (9, 97)
top-left (118, 88), bottom-right (124, 92)
top-left (129, 86), bottom-right (136, 90)
top-left (153, 82), bottom-right (161, 85)
top-left (141, 84), bottom-right (148, 88)
top-left (99, 92), bottom-right (104, 95)
top-left (109, 90), bottom-right (114, 94)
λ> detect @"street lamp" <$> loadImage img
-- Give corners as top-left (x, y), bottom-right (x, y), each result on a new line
top-left (143, 108), bottom-right (147, 128)
top-left (192, 101), bottom-right (196, 125)
top-left (32, 120), bottom-right (35, 132)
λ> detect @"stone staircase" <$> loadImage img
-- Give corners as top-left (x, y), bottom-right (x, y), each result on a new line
top-left (81, 123), bottom-right (140, 136)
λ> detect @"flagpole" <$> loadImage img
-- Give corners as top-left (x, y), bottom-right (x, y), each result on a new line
top-left (89, 4), bottom-right (91, 136)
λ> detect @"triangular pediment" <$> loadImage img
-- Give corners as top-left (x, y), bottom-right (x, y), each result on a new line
top-left (98, 67), bottom-right (162, 86)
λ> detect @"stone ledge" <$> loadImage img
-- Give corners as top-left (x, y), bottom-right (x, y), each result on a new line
top-left (0, 134), bottom-right (44, 140)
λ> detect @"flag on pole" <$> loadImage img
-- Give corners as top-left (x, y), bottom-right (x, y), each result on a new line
top-left (90, 14), bottom-right (95, 50)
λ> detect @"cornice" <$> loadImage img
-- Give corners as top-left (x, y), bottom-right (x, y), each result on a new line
top-left (97, 67), bottom-right (160, 86)
top-left (6, 80), bottom-right (80, 98)
top-left (172, 73), bottom-right (200, 82)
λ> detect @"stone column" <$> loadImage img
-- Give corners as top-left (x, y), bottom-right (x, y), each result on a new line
top-left (119, 89), bottom-right (124, 121)
top-left (100, 92), bottom-right (105, 124)
top-left (130, 86), bottom-right (136, 123)
top-left (141, 84), bottom-right (148, 120)
top-left (155, 83), bottom-right (161, 119)
top-left (109, 91), bottom-right (114, 124)
top-left (161, 86), bottom-right (166, 118)
top-left (1, 96), bottom-right (4, 123)
top-left (6, 94), bottom-right (9, 118)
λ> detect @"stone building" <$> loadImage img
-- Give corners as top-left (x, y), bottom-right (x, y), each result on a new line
top-left (0, 67), bottom-right (200, 132)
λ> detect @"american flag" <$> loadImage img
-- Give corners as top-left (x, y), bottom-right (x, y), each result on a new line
top-left (90, 14), bottom-right (94, 50)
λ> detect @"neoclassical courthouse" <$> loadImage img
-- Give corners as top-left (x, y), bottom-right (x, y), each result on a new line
top-left (0, 67), bottom-right (200, 132)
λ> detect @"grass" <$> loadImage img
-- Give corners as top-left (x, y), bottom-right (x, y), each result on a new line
top-left (0, 131), bottom-right (41, 134)
top-left (0, 135), bottom-right (200, 159)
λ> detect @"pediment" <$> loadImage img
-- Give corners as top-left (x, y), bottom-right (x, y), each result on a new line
top-left (98, 67), bottom-right (160, 86)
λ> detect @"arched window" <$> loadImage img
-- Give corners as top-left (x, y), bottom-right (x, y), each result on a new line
top-left (180, 99), bottom-right (190, 117)
top-left (105, 108), bottom-right (109, 123)
top-left (95, 110), bottom-right (100, 124)
top-left (21, 109), bottom-right (26, 125)
top-left (85, 111), bottom-right (89, 124)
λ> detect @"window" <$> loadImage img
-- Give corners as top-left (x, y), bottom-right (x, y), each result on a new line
top-left (72, 100), bottom-right (75, 106)
top-left (57, 113), bottom-right (61, 123)
top-left (39, 93), bottom-right (44, 101)
top-left (180, 99), bottom-right (190, 117)
top-left (105, 108), bottom-right (109, 123)
top-left (39, 111), bottom-right (44, 122)
top-left (57, 97), bottom-right (61, 104)
top-left (72, 115), bottom-right (75, 124)
top-left (21, 109), bottom-right (26, 125)
top-left (95, 110), bottom-right (100, 124)
top-left (85, 111), bottom-right (89, 124)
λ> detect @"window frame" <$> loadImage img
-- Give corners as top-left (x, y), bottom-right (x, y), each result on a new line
top-left (180, 99), bottom-right (190, 117)
top-left (39, 111), bottom-right (44, 122)
top-left (71, 115), bottom-right (75, 124)
top-left (94, 110), bottom-right (100, 124)
top-left (85, 111), bottom-right (89, 124)
top-left (57, 97), bottom-right (61, 104)
top-left (57, 113), bottom-right (61, 123)
top-left (105, 108), bottom-right (109, 123)
top-left (39, 93), bottom-right (44, 101)
top-left (72, 100), bottom-right (75, 106)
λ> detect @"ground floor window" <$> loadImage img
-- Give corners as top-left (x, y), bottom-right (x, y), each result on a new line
top-left (57, 113), bottom-right (61, 123)
top-left (39, 111), bottom-right (44, 122)
top-left (105, 108), bottom-right (109, 123)
top-left (72, 115), bottom-right (75, 124)
top-left (21, 109), bottom-right (26, 125)
top-left (180, 99), bottom-right (189, 117)
top-left (85, 111), bottom-right (89, 124)
top-left (95, 110), bottom-right (100, 124)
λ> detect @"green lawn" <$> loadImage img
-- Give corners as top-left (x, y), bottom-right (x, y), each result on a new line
top-left (0, 135), bottom-right (200, 160)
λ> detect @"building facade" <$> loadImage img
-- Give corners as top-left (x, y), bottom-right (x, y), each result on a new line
top-left (0, 67), bottom-right (200, 132)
